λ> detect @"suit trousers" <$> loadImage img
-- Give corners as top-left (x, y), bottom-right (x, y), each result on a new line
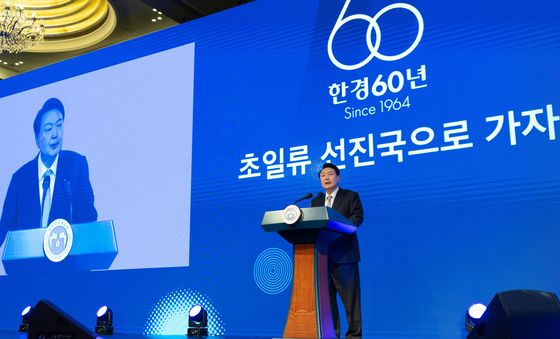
top-left (329, 261), bottom-right (362, 339)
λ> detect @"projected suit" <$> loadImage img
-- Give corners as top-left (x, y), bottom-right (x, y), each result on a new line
top-left (0, 98), bottom-right (97, 245)
top-left (311, 163), bottom-right (364, 339)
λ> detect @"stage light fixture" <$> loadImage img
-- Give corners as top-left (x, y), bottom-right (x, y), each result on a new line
top-left (187, 305), bottom-right (208, 337)
top-left (27, 299), bottom-right (94, 339)
top-left (95, 306), bottom-right (114, 334)
top-left (465, 303), bottom-right (487, 332)
top-left (466, 290), bottom-right (560, 339)
top-left (19, 305), bottom-right (33, 332)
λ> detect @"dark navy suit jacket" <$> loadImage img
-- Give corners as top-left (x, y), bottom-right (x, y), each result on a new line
top-left (311, 187), bottom-right (364, 264)
top-left (0, 150), bottom-right (97, 243)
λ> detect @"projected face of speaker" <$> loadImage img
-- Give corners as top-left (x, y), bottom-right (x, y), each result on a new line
top-left (36, 109), bottom-right (64, 163)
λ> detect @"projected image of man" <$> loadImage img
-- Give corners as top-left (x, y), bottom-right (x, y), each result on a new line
top-left (311, 163), bottom-right (364, 339)
top-left (0, 98), bottom-right (98, 242)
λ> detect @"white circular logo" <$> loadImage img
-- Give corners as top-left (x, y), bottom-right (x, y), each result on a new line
top-left (328, 1), bottom-right (424, 70)
top-left (282, 205), bottom-right (302, 225)
top-left (43, 218), bottom-right (73, 263)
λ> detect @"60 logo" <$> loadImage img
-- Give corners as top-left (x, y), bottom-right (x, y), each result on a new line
top-left (327, 0), bottom-right (424, 71)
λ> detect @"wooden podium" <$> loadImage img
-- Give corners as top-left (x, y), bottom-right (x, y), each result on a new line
top-left (261, 206), bottom-right (357, 339)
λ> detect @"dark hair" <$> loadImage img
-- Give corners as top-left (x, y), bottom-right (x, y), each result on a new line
top-left (33, 98), bottom-right (65, 137)
top-left (319, 163), bottom-right (340, 176)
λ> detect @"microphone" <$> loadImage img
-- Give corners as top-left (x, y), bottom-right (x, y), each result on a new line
top-left (292, 193), bottom-right (313, 205)
top-left (64, 178), bottom-right (73, 223)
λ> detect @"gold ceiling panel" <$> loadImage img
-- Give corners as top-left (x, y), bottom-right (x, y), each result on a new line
top-left (24, 0), bottom-right (91, 19)
top-left (17, 0), bottom-right (74, 8)
top-left (44, 1), bottom-right (108, 36)
top-left (20, 0), bottom-right (117, 52)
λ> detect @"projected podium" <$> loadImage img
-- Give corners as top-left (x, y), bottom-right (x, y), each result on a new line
top-left (261, 207), bottom-right (356, 339)
top-left (2, 220), bottom-right (118, 274)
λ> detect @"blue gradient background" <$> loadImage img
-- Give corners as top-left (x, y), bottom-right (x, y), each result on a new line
top-left (0, 0), bottom-right (559, 337)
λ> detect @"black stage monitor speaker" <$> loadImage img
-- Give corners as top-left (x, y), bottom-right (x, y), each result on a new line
top-left (467, 290), bottom-right (560, 339)
top-left (28, 299), bottom-right (94, 339)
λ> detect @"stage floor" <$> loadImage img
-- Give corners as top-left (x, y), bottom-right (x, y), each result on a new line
top-left (0, 332), bottom-right (449, 339)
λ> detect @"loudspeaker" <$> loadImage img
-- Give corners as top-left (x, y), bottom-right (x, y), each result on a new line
top-left (28, 299), bottom-right (94, 339)
top-left (467, 290), bottom-right (560, 339)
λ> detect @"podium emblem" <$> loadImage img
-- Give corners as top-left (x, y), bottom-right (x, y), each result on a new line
top-left (43, 218), bottom-right (74, 262)
top-left (282, 204), bottom-right (301, 225)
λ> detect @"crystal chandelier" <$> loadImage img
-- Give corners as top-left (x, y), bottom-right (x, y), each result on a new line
top-left (0, 1), bottom-right (45, 53)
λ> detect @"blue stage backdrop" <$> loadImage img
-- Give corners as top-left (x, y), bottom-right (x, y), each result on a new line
top-left (0, 0), bottom-right (559, 337)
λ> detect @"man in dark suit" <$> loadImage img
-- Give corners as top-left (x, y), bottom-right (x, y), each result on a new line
top-left (311, 163), bottom-right (363, 339)
top-left (0, 98), bottom-right (97, 244)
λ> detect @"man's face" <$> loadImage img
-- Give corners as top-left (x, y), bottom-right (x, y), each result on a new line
top-left (36, 109), bottom-right (64, 159)
top-left (320, 167), bottom-right (340, 193)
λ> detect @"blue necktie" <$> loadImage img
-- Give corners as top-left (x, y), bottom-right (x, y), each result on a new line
top-left (41, 169), bottom-right (53, 228)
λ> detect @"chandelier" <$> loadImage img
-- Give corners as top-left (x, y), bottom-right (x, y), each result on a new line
top-left (0, 1), bottom-right (45, 53)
